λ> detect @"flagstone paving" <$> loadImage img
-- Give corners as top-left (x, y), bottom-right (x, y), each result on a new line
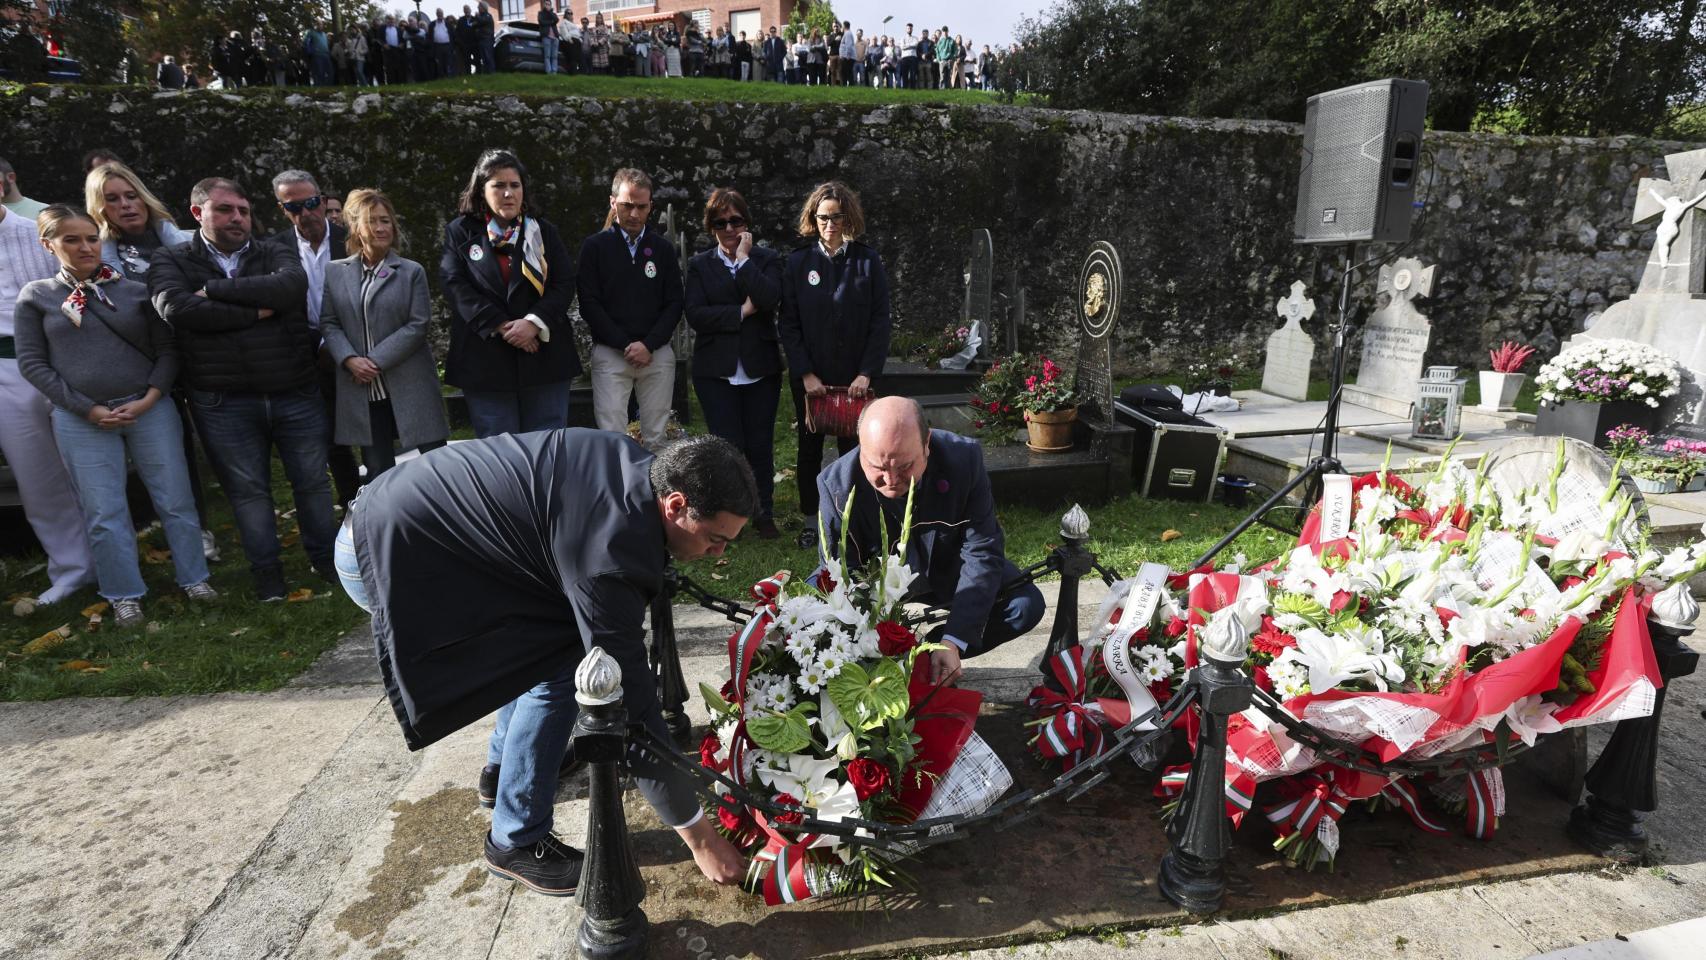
top-left (1, 582), bottom-right (1702, 960)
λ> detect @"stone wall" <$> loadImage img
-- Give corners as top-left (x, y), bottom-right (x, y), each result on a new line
top-left (1, 84), bottom-right (1689, 377)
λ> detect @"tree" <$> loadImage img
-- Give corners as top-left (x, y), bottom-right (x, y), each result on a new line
top-left (51, 0), bottom-right (133, 83)
top-left (785, 0), bottom-right (838, 41)
top-left (135, 0), bottom-right (331, 64)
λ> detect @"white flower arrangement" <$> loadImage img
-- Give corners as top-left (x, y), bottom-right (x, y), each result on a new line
top-left (1534, 339), bottom-right (1681, 408)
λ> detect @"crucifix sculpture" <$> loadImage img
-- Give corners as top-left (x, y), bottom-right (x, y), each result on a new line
top-left (1633, 148), bottom-right (1706, 297)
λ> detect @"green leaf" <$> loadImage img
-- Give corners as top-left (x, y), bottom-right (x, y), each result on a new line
top-left (746, 708), bottom-right (813, 754)
top-left (826, 658), bottom-right (911, 731)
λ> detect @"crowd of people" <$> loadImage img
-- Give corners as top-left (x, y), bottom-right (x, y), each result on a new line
top-left (151, 3), bottom-right (1026, 92)
top-left (0, 147), bottom-right (897, 619)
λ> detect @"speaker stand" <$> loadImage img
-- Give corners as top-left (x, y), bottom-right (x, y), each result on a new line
top-left (1195, 245), bottom-right (1358, 569)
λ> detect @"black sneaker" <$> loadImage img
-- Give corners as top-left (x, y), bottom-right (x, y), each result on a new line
top-left (484, 831), bottom-right (582, 896)
top-left (478, 751), bottom-right (585, 810)
top-left (797, 527), bottom-right (819, 550)
top-left (255, 566), bottom-right (287, 603)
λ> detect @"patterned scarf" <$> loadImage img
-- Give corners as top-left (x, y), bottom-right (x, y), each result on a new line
top-left (58, 264), bottom-right (123, 327)
top-left (485, 215), bottom-right (546, 296)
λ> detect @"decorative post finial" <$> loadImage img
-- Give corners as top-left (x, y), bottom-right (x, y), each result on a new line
top-left (1201, 613), bottom-right (1250, 666)
top-left (577, 646), bottom-right (623, 707)
top-left (1652, 582), bottom-right (1700, 632)
top-left (1060, 503), bottom-right (1090, 541)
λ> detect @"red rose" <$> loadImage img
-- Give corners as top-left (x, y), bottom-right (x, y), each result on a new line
top-left (720, 678), bottom-right (737, 700)
top-left (1252, 665), bottom-right (1273, 692)
top-left (771, 792), bottom-right (804, 825)
top-left (875, 620), bottom-right (916, 656)
top-left (1163, 616), bottom-right (1188, 638)
top-left (846, 758), bottom-right (892, 800)
top-left (699, 731), bottom-right (723, 770)
top-left (1329, 590), bottom-right (1355, 613)
top-left (717, 794), bottom-right (747, 833)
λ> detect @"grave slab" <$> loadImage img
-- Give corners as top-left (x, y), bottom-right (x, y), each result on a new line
top-left (1200, 391), bottom-right (1409, 439)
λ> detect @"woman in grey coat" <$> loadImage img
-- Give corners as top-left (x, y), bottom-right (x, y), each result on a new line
top-left (319, 189), bottom-right (449, 479)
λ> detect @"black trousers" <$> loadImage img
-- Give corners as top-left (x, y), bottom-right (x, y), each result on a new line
top-left (317, 349), bottom-right (362, 508)
top-left (695, 373), bottom-right (781, 519)
top-left (360, 398), bottom-right (447, 480)
top-left (789, 376), bottom-right (857, 517)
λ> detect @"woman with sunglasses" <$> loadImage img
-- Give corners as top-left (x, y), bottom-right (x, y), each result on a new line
top-left (440, 148), bottom-right (577, 438)
top-left (684, 188), bottom-right (783, 540)
top-left (15, 205), bottom-right (215, 627)
top-left (778, 180), bottom-right (891, 549)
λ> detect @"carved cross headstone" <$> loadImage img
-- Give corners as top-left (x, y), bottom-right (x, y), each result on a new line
top-left (1345, 257), bottom-right (1437, 416)
top-left (1261, 281), bottom-right (1316, 402)
top-left (1633, 150), bottom-right (1706, 297)
top-left (967, 229), bottom-right (994, 364)
top-left (1072, 242), bottom-right (1121, 424)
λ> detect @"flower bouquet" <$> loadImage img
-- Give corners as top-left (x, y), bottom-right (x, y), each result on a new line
top-left (701, 485), bottom-right (1011, 903)
top-left (1535, 339), bottom-right (1680, 408)
top-left (1031, 442), bottom-right (1706, 866)
top-left (967, 354), bottom-right (1034, 443)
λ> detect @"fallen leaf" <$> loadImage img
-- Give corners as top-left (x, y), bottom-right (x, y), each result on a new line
top-left (141, 661), bottom-right (155, 670)
top-left (61, 659), bottom-right (93, 671)
top-left (143, 547), bottom-right (172, 564)
top-left (81, 601), bottom-right (110, 618)
top-left (145, 622), bottom-right (163, 634)
top-left (80, 665), bottom-right (107, 674)
top-left (711, 573), bottom-right (727, 581)
top-left (86, 614), bottom-right (102, 632)
top-left (12, 597), bottom-right (38, 618)
top-left (715, 557), bottom-right (730, 566)
top-left (279, 650), bottom-right (295, 659)
top-left (22, 625), bottom-right (72, 655)
top-left (280, 531), bottom-right (301, 548)
top-left (286, 588), bottom-right (314, 602)
top-left (1160, 529), bottom-right (1183, 542)
top-left (229, 627), bottom-right (251, 637)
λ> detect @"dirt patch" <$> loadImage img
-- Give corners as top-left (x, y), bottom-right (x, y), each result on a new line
top-left (333, 787), bottom-right (486, 947)
top-left (452, 866), bottom-right (488, 898)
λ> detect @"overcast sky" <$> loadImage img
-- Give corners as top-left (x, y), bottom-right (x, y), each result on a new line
top-left (376, 2), bottom-right (1042, 48)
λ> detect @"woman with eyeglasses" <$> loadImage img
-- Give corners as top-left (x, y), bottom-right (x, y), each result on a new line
top-left (684, 188), bottom-right (783, 540)
top-left (440, 148), bottom-right (578, 438)
top-left (14, 205), bottom-right (215, 627)
top-left (319, 189), bottom-right (449, 480)
top-left (778, 180), bottom-right (891, 549)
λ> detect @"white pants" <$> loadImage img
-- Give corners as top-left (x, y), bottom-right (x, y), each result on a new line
top-left (0, 359), bottom-right (93, 593)
top-left (590, 343), bottom-right (675, 449)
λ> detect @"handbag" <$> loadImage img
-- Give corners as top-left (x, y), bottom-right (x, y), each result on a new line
top-left (805, 386), bottom-right (871, 438)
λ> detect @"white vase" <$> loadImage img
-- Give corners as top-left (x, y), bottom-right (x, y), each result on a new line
top-left (1633, 475), bottom-right (1682, 495)
top-left (1477, 371), bottom-right (1526, 411)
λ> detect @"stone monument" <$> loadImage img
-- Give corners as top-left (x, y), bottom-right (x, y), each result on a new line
top-left (1574, 146), bottom-right (1706, 426)
top-left (1342, 257), bottom-right (1437, 418)
top-left (1261, 281), bottom-right (1316, 402)
top-left (942, 230), bottom-right (994, 370)
top-left (1072, 242), bottom-right (1121, 424)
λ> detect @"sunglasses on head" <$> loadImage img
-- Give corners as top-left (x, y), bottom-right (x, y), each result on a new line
top-left (709, 217), bottom-right (747, 230)
top-left (281, 195), bottom-right (323, 214)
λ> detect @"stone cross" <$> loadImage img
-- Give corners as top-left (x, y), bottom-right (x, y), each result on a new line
top-left (1261, 281), bottom-right (1315, 402)
top-left (1632, 148), bottom-right (1706, 297)
top-left (1071, 242), bottom-right (1122, 424)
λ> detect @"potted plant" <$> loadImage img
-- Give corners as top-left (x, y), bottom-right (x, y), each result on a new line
top-left (1016, 356), bottom-right (1078, 453)
top-left (967, 354), bottom-right (1033, 444)
top-left (1533, 339), bottom-right (1680, 447)
top-left (1478, 341), bottom-right (1535, 411)
top-left (1184, 348), bottom-right (1240, 397)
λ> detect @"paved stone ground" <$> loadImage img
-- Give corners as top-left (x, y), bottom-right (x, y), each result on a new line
top-left (2, 581), bottom-right (1702, 960)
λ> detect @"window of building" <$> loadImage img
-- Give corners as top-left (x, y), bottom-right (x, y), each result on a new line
top-left (501, 0), bottom-right (527, 19)
top-left (588, 0), bottom-right (656, 13)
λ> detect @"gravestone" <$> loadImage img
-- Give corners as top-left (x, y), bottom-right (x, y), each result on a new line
top-left (665, 202), bottom-right (693, 425)
top-left (1008, 282), bottom-right (1024, 355)
top-left (968, 229), bottom-right (994, 364)
top-left (1342, 257), bottom-right (1437, 418)
top-left (1261, 281), bottom-right (1316, 402)
top-left (1072, 242), bottom-right (1121, 423)
top-left (1573, 146), bottom-right (1706, 426)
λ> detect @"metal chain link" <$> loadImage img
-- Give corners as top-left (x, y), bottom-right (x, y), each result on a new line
top-left (1247, 688), bottom-right (1530, 779)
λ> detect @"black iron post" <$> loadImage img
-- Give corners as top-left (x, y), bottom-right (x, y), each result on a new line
top-left (651, 568), bottom-right (692, 747)
top-left (1568, 585), bottom-right (1700, 863)
top-left (1043, 505), bottom-right (1094, 662)
top-left (1159, 630), bottom-right (1254, 914)
top-left (574, 647), bottom-right (649, 960)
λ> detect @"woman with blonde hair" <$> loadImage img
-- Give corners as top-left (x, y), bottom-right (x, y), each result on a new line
top-left (777, 180), bottom-right (891, 548)
top-left (319, 189), bottom-right (448, 479)
top-left (85, 161), bottom-right (190, 281)
top-left (15, 205), bottom-right (213, 625)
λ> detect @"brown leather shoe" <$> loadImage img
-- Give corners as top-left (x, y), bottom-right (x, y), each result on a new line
top-left (755, 516), bottom-right (780, 540)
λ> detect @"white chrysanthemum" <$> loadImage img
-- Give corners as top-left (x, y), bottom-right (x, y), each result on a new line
top-left (784, 629), bottom-right (818, 666)
top-left (798, 661), bottom-right (828, 694)
top-left (816, 648), bottom-right (847, 681)
top-left (1267, 653), bottom-right (1311, 699)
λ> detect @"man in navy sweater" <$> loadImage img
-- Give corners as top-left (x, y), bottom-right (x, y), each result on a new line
top-left (577, 168), bottom-right (683, 449)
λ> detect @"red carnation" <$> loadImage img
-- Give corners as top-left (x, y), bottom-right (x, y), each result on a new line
top-left (1163, 616), bottom-right (1188, 638)
top-left (720, 678), bottom-right (737, 700)
top-left (846, 758), bottom-right (892, 800)
top-left (699, 731), bottom-right (723, 770)
top-left (717, 794), bottom-right (748, 832)
top-left (876, 620), bottom-right (917, 656)
top-left (771, 792), bottom-right (804, 825)
top-left (1251, 620), bottom-right (1297, 657)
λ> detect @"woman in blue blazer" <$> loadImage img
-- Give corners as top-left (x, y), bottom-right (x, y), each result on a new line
top-left (778, 180), bottom-right (891, 549)
top-left (685, 188), bottom-right (784, 539)
top-left (440, 149), bottom-right (578, 438)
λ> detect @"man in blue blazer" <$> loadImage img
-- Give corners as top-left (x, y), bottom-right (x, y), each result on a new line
top-left (818, 396), bottom-right (1046, 684)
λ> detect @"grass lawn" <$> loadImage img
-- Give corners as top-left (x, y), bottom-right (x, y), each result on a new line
top-left (399, 73), bottom-right (1014, 106)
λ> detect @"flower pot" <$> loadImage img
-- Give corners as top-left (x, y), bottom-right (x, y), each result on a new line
top-left (1477, 371), bottom-right (1525, 411)
top-left (1534, 399), bottom-right (1658, 449)
top-left (1633, 474), bottom-right (1682, 495)
top-left (1024, 407), bottom-right (1076, 453)
top-left (1687, 475), bottom-right (1706, 493)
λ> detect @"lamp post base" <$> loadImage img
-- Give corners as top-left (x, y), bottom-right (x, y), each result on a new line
top-left (577, 909), bottom-right (648, 960)
top-left (1158, 848), bottom-right (1225, 915)
top-left (1567, 797), bottom-right (1650, 864)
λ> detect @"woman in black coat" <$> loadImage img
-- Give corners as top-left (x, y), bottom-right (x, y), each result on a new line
top-left (685, 188), bottom-right (784, 539)
top-left (777, 180), bottom-right (891, 549)
top-left (440, 149), bottom-right (578, 438)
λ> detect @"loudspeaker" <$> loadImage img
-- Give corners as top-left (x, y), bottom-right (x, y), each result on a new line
top-left (1293, 79), bottom-right (1429, 245)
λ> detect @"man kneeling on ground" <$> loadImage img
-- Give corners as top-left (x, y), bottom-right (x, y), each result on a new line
top-left (335, 430), bottom-right (751, 893)
top-left (818, 396), bottom-right (1047, 686)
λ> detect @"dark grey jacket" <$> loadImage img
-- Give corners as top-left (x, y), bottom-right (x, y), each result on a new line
top-left (147, 232), bottom-right (313, 392)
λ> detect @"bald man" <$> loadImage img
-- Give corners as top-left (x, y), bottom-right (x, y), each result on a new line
top-left (817, 396), bottom-right (1046, 684)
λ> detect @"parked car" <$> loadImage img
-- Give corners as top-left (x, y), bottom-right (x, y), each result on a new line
top-left (0, 27), bottom-right (82, 83)
top-left (494, 20), bottom-right (545, 73)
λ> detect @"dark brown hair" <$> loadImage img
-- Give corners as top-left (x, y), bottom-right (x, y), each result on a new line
top-left (36, 203), bottom-right (99, 242)
top-left (795, 180), bottom-right (865, 240)
top-left (457, 148), bottom-right (529, 219)
top-left (601, 167), bottom-right (654, 229)
top-left (702, 187), bottom-right (752, 235)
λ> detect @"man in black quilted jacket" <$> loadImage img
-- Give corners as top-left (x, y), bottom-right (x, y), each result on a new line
top-left (148, 176), bottom-right (336, 602)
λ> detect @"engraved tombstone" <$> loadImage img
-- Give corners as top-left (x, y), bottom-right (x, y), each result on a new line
top-left (1072, 242), bottom-right (1121, 423)
top-left (1343, 257), bottom-right (1436, 418)
top-left (968, 229), bottom-right (994, 364)
top-left (1261, 281), bottom-right (1316, 402)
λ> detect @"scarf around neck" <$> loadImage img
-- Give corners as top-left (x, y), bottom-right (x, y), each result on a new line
top-left (58, 264), bottom-right (123, 326)
top-left (486, 215), bottom-right (546, 296)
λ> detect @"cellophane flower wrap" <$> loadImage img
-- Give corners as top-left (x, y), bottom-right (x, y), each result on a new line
top-left (1031, 441), bottom-right (1706, 866)
top-left (701, 481), bottom-right (1010, 904)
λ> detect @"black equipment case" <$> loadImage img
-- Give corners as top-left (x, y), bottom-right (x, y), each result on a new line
top-left (1112, 399), bottom-right (1226, 503)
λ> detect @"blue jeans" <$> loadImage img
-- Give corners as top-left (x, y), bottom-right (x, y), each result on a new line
top-left (463, 382), bottom-right (572, 439)
top-left (926, 580), bottom-right (1047, 658)
top-left (694, 373), bottom-right (779, 519)
top-left (188, 384), bottom-right (337, 573)
top-left (51, 400), bottom-right (208, 599)
top-left (543, 35), bottom-right (559, 73)
top-left (334, 519), bottom-right (368, 612)
top-left (486, 661), bottom-right (579, 848)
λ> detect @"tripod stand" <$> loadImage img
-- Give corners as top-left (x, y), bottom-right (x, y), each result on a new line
top-left (1193, 244), bottom-right (1361, 570)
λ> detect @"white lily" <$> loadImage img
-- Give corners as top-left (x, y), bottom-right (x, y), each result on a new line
top-left (1504, 695), bottom-right (1564, 747)
top-left (807, 781), bottom-right (865, 854)
top-left (1550, 529), bottom-right (1609, 566)
top-left (881, 552), bottom-right (919, 606)
top-left (757, 753), bottom-right (843, 805)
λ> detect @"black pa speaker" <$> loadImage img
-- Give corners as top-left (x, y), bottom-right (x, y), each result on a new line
top-left (1293, 79), bottom-right (1429, 245)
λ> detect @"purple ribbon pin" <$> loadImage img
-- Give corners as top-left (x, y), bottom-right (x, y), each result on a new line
top-left (378, 268), bottom-right (391, 279)
top-left (936, 478), bottom-right (950, 494)
top-left (643, 247), bottom-right (653, 257)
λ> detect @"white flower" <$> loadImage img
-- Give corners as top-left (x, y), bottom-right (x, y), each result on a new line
top-left (880, 552), bottom-right (919, 605)
top-left (1267, 654), bottom-right (1311, 699)
top-left (756, 753), bottom-right (842, 805)
top-left (1140, 654), bottom-right (1173, 683)
top-left (1504, 695), bottom-right (1564, 747)
top-left (784, 629), bottom-right (819, 666)
top-left (816, 648), bottom-right (848, 681)
top-left (1550, 530), bottom-right (1609, 566)
top-left (1291, 625), bottom-right (1404, 692)
top-left (798, 660), bottom-right (828, 694)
